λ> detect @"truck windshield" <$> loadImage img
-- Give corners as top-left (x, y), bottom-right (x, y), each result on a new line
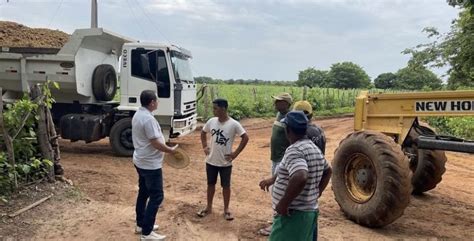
top-left (170, 51), bottom-right (194, 84)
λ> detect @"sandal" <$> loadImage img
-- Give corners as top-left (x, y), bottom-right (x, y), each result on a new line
top-left (224, 212), bottom-right (234, 221)
top-left (197, 209), bottom-right (210, 218)
top-left (258, 226), bottom-right (272, 236)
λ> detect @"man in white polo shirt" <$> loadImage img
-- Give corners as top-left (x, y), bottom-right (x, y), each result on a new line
top-left (132, 90), bottom-right (178, 241)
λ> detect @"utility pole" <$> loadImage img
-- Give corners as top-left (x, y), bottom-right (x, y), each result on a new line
top-left (91, 0), bottom-right (98, 28)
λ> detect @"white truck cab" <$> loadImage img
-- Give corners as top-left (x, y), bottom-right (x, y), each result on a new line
top-left (0, 28), bottom-right (197, 156)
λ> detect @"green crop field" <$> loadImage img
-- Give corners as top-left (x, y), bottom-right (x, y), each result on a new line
top-left (197, 84), bottom-right (363, 120)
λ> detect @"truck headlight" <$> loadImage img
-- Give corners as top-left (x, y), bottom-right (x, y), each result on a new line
top-left (174, 120), bottom-right (186, 128)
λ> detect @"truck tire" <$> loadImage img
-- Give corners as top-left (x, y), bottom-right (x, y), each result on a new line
top-left (404, 125), bottom-right (447, 194)
top-left (110, 118), bottom-right (134, 156)
top-left (92, 64), bottom-right (117, 101)
top-left (332, 131), bottom-right (412, 227)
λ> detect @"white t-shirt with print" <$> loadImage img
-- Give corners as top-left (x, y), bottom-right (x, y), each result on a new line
top-left (203, 117), bottom-right (246, 167)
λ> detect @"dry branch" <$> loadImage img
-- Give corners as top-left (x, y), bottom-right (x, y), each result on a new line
top-left (8, 194), bottom-right (53, 218)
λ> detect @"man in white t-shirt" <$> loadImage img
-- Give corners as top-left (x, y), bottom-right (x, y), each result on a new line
top-left (197, 98), bottom-right (249, 221)
top-left (132, 90), bottom-right (178, 241)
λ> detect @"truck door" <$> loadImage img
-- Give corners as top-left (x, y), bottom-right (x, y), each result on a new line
top-left (130, 48), bottom-right (173, 116)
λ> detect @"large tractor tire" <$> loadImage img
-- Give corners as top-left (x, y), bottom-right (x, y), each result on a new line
top-left (110, 118), bottom-right (134, 156)
top-left (332, 131), bottom-right (412, 227)
top-left (404, 125), bottom-right (447, 194)
top-left (92, 64), bottom-right (117, 101)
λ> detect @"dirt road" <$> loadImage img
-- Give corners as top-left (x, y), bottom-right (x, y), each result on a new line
top-left (9, 117), bottom-right (474, 240)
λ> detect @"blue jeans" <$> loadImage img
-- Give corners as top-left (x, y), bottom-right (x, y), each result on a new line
top-left (135, 166), bottom-right (164, 235)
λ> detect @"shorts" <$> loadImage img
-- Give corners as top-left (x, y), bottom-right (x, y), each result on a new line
top-left (206, 163), bottom-right (232, 188)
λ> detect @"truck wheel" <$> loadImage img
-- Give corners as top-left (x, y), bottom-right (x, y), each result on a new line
top-left (110, 118), bottom-right (134, 156)
top-left (404, 125), bottom-right (447, 194)
top-left (92, 64), bottom-right (117, 101)
top-left (332, 131), bottom-right (412, 227)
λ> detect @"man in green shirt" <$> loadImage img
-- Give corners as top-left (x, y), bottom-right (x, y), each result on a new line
top-left (259, 92), bottom-right (292, 236)
top-left (270, 92), bottom-right (293, 173)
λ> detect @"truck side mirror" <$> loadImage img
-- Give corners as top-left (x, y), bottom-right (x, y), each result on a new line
top-left (140, 54), bottom-right (151, 74)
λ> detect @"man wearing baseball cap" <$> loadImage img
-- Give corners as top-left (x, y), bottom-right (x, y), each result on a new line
top-left (258, 92), bottom-right (293, 236)
top-left (293, 100), bottom-right (326, 155)
top-left (259, 111), bottom-right (332, 241)
top-left (270, 92), bottom-right (293, 173)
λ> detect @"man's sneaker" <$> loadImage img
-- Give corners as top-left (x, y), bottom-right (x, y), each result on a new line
top-left (140, 231), bottom-right (166, 241)
top-left (135, 225), bottom-right (159, 234)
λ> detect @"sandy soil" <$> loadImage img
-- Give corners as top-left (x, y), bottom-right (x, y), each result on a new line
top-left (1, 117), bottom-right (473, 240)
top-left (0, 21), bottom-right (69, 48)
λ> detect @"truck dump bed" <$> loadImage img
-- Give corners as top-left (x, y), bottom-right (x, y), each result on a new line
top-left (0, 28), bottom-right (134, 103)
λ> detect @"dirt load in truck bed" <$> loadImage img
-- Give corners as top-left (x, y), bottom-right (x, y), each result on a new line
top-left (0, 21), bottom-right (69, 48)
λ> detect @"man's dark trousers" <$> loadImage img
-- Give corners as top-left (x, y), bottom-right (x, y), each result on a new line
top-left (135, 166), bottom-right (164, 235)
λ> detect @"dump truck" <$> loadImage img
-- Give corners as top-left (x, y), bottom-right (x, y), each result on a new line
top-left (0, 28), bottom-right (197, 156)
top-left (332, 90), bottom-right (474, 227)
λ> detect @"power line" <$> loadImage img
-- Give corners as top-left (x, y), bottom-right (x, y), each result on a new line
top-left (125, 0), bottom-right (149, 40)
top-left (131, 0), bottom-right (171, 45)
top-left (47, 0), bottom-right (64, 28)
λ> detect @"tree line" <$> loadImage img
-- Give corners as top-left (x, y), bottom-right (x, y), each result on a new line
top-left (196, 61), bottom-right (444, 91)
top-left (299, 62), bottom-right (447, 90)
top-left (194, 76), bottom-right (295, 86)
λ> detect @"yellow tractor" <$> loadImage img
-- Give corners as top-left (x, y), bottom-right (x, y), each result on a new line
top-left (332, 90), bottom-right (474, 227)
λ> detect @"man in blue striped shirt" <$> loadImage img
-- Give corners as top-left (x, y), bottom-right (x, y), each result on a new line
top-left (259, 111), bottom-right (332, 241)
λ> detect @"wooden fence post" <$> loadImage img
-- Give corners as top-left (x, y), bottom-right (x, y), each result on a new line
top-left (210, 86), bottom-right (215, 101)
top-left (31, 85), bottom-right (55, 181)
top-left (325, 88), bottom-right (330, 110)
top-left (303, 86), bottom-right (308, 100)
top-left (203, 87), bottom-right (209, 120)
top-left (46, 106), bottom-right (62, 175)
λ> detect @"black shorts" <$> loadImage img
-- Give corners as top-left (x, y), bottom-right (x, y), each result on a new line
top-left (206, 163), bottom-right (232, 188)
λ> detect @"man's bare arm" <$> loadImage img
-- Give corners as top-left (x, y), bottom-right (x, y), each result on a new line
top-left (276, 169), bottom-right (308, 215)
top-left (227, 133), bottom-right (249, 160)
top-left (150, 138), bottom-right (177, 153)
top-left (318, 166), bottom-right (332, 197)
top-left (201, 131), bottom-right (210, 155)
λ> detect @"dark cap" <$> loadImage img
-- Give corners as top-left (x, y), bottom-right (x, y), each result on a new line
top-left (280, 111), bottom-right (308, 130)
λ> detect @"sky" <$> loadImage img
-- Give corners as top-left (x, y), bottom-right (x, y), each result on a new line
top-left (0, 0), bottom-right (461, 81)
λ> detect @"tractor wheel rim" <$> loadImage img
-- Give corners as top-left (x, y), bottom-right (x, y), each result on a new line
top-left (344, 153), bottom-right (377, 203)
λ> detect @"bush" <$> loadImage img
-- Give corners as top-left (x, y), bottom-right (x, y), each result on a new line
top-left (425, 117), bottom-right (474, 140)
top-left (0, 83), bottom-right (56, 196)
